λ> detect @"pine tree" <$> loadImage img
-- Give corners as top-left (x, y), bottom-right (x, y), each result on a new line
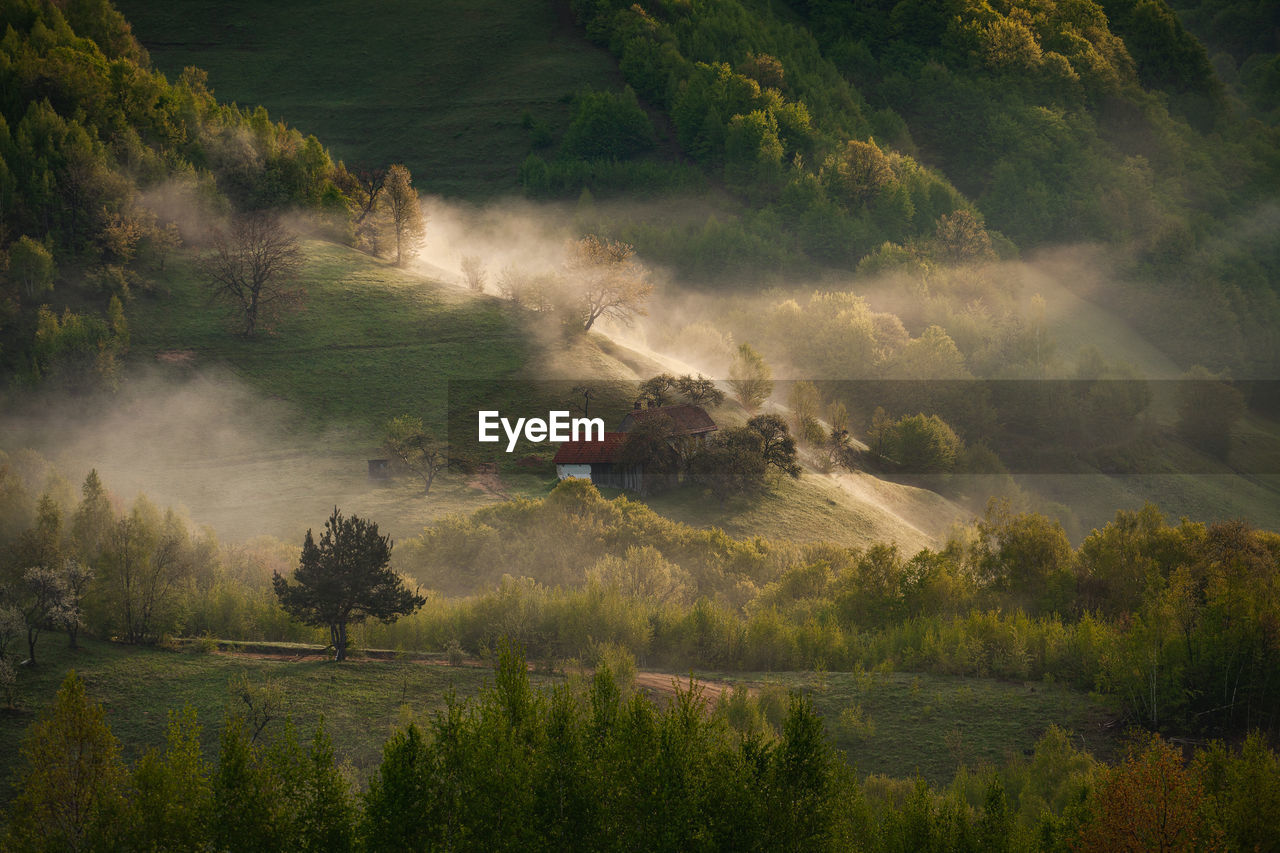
top-left (298, 722), bottom-right (356, 853)
top-left (272, 508), bottom-right (425, 661)
top-left (128, 705), bottom-right (213, 851)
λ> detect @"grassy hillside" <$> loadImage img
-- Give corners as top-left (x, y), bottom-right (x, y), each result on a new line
top-left (0, 638), bottom-right (545, 801)
top-left (129, 241), bottom-right (528, 432)
top-left (0, 638), bottom-right (1118, 796)
top-left (0, 238), bottom-right (969, 549)
top-left (645, 471), bottom-right (965, 554)
top-left (716, 669), bottom-right (1119, 784)
top-left (113, 0), bottom-right (629, 197)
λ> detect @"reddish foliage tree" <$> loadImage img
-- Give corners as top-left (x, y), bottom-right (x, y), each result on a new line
top-left (1077, 734), bottom-right (1221, 852)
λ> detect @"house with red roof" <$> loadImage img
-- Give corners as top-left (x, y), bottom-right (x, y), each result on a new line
top-left (553, 402), bottom-right (717, 493)
top-left (618, 403), bottom-right (717, 438)
top-left (553, 431), bottom-right (640, 491)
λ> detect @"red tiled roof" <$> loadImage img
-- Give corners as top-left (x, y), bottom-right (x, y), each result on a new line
top-left (553, 431), bottom-right (628, 465)
top-left (621, 404), bottom-right (717, 434)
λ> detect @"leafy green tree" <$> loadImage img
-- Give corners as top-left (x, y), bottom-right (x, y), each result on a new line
top-left (272, 508), bottom-right (425, 661)
top-left (826, 138), bottom-right (893, 207)
top-left (4, 671), bottom-right (128, 852)
top-left (746, 413), bottom-right (802, 478)
top-left (588, 545), bottom-right (690, 605)
top-left (674, 374), bottom-right (725, 407)
top-left (764, 693), bottom-right (844, 849)
top-left (71, 469), bottom-right (113, 565)
top-left (618, 413), bottom-right (680, 492)
top-left (211, 715), bottom-right (285, 853)
top-left (689, 426), bottom-right (770, 504)
top-left (976, 776), bottom-right (1012, 852)
top-left (31, 307), bottom-right (125, 392)
top-left (873, 412), bottom-right (963, 474)
top-left (971, 498), bottom-right (1074, 612)
top-left (725, 109), bottom-right (785, 195)
top-left (562, 87), bottom-right (655, 160)
top-left (8, 236), bottom-right (55, 299)
top-left (98, 498), bottom-right (198, 644)
top-left (637, 373), bottom-right (679, 407)
top-left (360, 723), bottom-right (431, 851)
top-left (333, 165), bottom-right (386, 253)
top-left (1194, 732), bottom-right (1280, 853)
top-left (934, 209), bottom-right (995, 263)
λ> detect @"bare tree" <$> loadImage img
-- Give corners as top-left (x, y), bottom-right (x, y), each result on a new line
top-left (497, 264), bottom-right (530, 304)
top-left (202, 212), bottom-right (303, 337)
top-left (461, 254), bottom-right (486, 292)
top-left (385, 164), bottom-right (425, 266)
top-left (335, 165), bottom-right (386, 253)
top-left (384, 415), bottom-right (449, 495)
top-left (349, 166), bottom-right (386, 225)
top-left (565, 234), bottom-right (653, 332)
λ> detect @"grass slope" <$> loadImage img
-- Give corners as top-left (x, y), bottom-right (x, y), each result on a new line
top-left (115, 0), bottom-right (626, 197)
top-left (645, 472), bottom-right (964, 554)
top-left (130, 240), bottom-right (529, 432)
top-left (715, 669), bottom-right (1119, 786)
top-left (0, 638), bottom-right (546, 801)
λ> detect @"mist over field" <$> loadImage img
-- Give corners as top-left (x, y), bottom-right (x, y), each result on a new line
top-left (0, 371), bottom-right (363, 540)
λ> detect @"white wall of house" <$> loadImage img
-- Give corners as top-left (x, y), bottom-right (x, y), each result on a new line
top-left (556, 463), bottom-right (593, 480)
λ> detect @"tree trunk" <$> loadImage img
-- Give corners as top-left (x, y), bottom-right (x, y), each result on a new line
top-left (246, 290), bottom-right (259, 337)
top-left (27, 626), bottom-right (38, 665)
top-left (335, 621), bottom-right (348, 661)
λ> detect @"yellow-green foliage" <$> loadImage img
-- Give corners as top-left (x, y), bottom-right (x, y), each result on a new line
top-left (398, 476), bottom-right (791, 602)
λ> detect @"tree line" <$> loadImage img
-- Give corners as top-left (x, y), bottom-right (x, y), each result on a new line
top-left (5, 645), bottom-right (1279, 851)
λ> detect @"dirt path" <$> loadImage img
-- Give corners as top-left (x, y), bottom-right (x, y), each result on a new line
top-left (214, 646), bottom-right (738, 703)
top-left (632, 671), bottom-right (736, 703)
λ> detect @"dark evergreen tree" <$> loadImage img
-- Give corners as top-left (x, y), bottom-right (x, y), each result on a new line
top-left (272, 508), bottom-right (424, 661)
